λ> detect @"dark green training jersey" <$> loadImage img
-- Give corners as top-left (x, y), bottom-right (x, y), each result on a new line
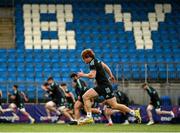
top-left (49, 82), bottom-right (67, 106)
top-left (74, 79), bottom-right (88, 97)
top-left (12, 90), bottom-right (24, 108)
top-left (89, 58), bottom-right (111, 86)
top-left (146, 86), bottom-right (160, 103)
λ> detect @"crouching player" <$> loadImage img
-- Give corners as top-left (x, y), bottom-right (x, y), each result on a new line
top-left (142, 83), bottom-right (175, 125)
top-left (41, 77), bottom-right (74, 123)
top-left (69, 73), bottom-right (101, 125)
top-left (3, 85), bottom-right (35, 123)
top-left (59, 83), bottom-right (75, 116)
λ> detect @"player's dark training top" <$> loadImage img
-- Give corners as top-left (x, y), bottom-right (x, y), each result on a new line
top-left (12, 90), bottom-right (24, 109)
top-left (74, 78), bottom-right (88, 102)
top-left (64, 89), bottom-right (74, 109)
top-left (74, 79), bottom-right (87, 97)
top-left (146, 86), bottom-right (161, 108)
top-left (49, 82), bottom-right (66, 107)
top-left (89, 58), bottom-right (111, 86)
top-left (89, 58), bottom-right (114, 99)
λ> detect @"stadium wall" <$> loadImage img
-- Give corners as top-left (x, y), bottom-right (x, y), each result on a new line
top-left (0, 104), bottom-right (179, 123)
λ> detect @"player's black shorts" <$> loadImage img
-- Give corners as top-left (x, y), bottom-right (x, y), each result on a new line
top-left (78, 89), bottom-right (89, 104)
top-left (54, 98), bottom-right (66, 107)
top-left (116, 98), bottom-right (129, 106)
top-left (150, 100), bottom-right (161, 109)
top-left (17, 103), bottom-right (25, 109)
top-left (93, 84), bottom-right (114, 100)
top-left (67, 102), bottom-right (74, 110)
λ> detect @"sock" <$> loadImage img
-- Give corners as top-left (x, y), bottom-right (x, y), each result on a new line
top-left (149, 117), bottom-right (153, 122)
top-left (28, 115), bottom-right (33, 120)
top-left (4, 108), bottom-right (13, 112)
top-left (87, 112), bottom-right (92, 118)
top-left (70, 117), bottom-right (74, 121)
top-left (108, 118), bottom-right (113, 124)
top-left (124, 120), bottom-right (129, 123)
top-left (56, 110), bottom-right (61, 116)
top-left (129, 110), bottom-right (135, 116)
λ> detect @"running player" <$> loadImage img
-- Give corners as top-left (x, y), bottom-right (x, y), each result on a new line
top-left (77, 49), bottom-right (141, 125)
top-left (46, 77), bottom-right (74, 122)
top-left (3, 85), bottom-right (35, 123)
top-left (70, 73), bottom-right (101, 124)
top-left (104, 90), bottom-right (130, 126)
top-left (41, 82), bottom-right (63, 122)
top-left (142, 83), bottom-right (175, 125)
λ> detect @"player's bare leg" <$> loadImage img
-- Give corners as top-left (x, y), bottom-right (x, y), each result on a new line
top-left (79, 88), bottom-right (98, 125)
top-left (20, 108), bottom-right (35, 124)
top-left (156, 108), bottom-right (174, 117)
top-left (146, 105), bottom-right (154, 125)
top-left (106, 97), bottom-right (141, 123)
top-left (59, 107), bottom-right (74, 121)
top-left (74, 100), bottom-right (83, 121)
top-left (104, 108), bottom-right (114, 126)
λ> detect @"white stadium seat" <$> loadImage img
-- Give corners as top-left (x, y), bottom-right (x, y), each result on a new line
top-left (25, 44), bottom-right (33, 49)
top-left (156, 13), bottom-right (165, 22)
top-left (163, 4), bottom-right (171, 13)
top-left (48, 4), bottom-right (56, 13)
top-left (32, 4), bottom-right (39, 10)
top-left (34, 44), bottom-right (42, 49)
top-left (40, 4), bottom-right (48, 13)
top-left (23, 4), bottom-right (31, 11)
top-left (105, 4), bottom-right (113, 14)
top-left (33, 30), bottom-right (41, 36)
top-left (23, 4), bottom-right (75, 49)
top-left (114, 4), bottom-right (121, 11)
top-left (149, 21), bottom-right (158, 31)
top-left (49, 22), bottom-right (57, 31)
top-left (41, 22), bottom-right (49, 31)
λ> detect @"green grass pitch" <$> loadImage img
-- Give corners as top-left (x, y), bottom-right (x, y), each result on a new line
top-left (0, 123), bottom-right (180, 132)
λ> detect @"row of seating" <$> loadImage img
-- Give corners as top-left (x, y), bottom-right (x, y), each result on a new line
top-left (7, 1), bottom-right (180, 82)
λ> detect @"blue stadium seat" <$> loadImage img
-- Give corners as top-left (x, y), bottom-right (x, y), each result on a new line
top-left (0, 0), bottom-right (179, 86)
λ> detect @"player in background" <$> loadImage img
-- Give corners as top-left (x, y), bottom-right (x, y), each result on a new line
top-left (2, 85), bottom-right (35, 123)
top-left (77, 49), bottom-right (141, 125)
top-left (104, 90), bottom-right (130, 126)
top-left (46, 77), bottom-right (74, 122)
top-left (41, 82), bottom-right (63, 122)
top-left (59, 83), bottom-right (75, 115)
top-left (142, 83), bottom-right (175, 125)
top-left (70, 73), bottom-right (101, 124)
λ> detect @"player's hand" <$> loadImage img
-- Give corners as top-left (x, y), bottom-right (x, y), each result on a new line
top-left (109, 76), bottom-right (116, 83)
top-left (77, 71), bottom-right (84, 77)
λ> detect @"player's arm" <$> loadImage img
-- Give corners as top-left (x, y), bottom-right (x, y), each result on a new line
top-left (101, 62), bottom-right (115, 82)
top-left (41, 85), bottom-right (48, 91)
top-left (78, 70), bottom-right (96, 79)
top-left (0, 90), bottom-right (2, 97)
top-left (8, 92), bottom-right (16, 100)
top-left (21, 92), bottom-right (29, 102)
